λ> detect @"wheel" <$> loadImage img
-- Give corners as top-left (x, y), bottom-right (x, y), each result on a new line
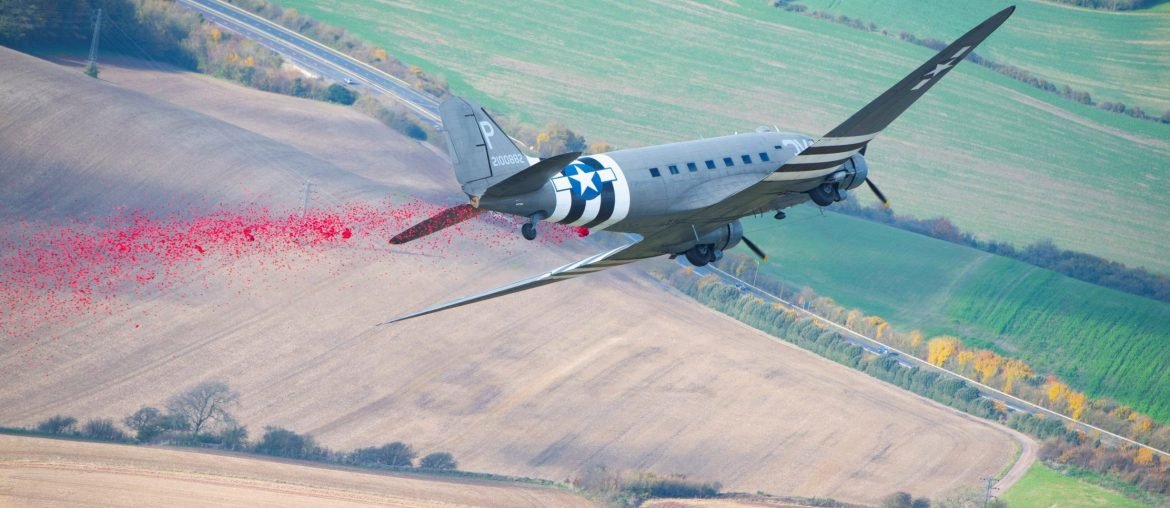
top-left (685, 246), bottom-right (709, 266)
top-left (521, 222), bottom-right (537, 241)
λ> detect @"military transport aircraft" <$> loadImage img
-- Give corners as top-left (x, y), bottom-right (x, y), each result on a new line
top-left (382, 6), bottom-right (1015, 323)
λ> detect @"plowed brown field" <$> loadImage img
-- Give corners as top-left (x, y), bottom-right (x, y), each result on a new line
top-left (0, 48), bottom-right (1026, 505)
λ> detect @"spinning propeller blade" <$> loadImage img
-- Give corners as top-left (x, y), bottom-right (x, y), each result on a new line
top-left (858, 144), bottom-right (890, 208)
top-left (389, 203), bottom-right (481, 244)
top-left (865, 178), bottom-right (890, 208)
top-left (741, 236), bottom-right (768, 261)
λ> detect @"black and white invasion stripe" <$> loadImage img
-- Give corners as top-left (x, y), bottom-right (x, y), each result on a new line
top-left (765, 133), bottom-right (875, 181)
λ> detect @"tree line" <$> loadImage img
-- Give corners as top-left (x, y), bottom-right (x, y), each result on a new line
top-left (25, 380), bottom-right (458, 472)
top-left (218, 0), bottom-right (610, 156)
top-left (659, 260), bottom-right (1170, 497)
top-left (770, 0), bottom-right (1170, 126)
top-left (0, 0), bottom-right (433, 140)
top-left (833, 197), bottom-right (1170, 304)
top-left (1044, 0), bottom-right (1167, 10)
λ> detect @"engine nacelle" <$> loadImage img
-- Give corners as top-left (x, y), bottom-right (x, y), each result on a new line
top-left (676, 220), bottom-right (744, 266)
top-left (694, 220), bottom-right (744, 252)
top-left (808, 153), bottom-right (869, 206)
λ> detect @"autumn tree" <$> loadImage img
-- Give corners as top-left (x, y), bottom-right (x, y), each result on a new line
top-left (974, 350), bottom-right (1001, 383)
top-left (927, 336), bottom-right (959, 366)
top-left (956, 350), bottom-right (976, 373)
top-left (1064, 391), bottom-right (1086, 420)
top-left (586, 141), bottom-right (613, 154)
top-left (1046, 380), bottom-right (1071, 409)
top-left (166, 380), bottom-right (240, 437)
top-left (1135, 447), bottom-right (1155, 466)
top-left (1001, 359), bottom-right (1032, 394)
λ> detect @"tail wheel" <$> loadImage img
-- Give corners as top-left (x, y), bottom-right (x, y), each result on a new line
top-left (521, 222), bottom-right (537, 241)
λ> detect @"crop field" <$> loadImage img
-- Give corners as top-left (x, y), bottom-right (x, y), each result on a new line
top-left (274, 0), bottom-right (1170, 274)
top-left (795, 0), bottom-right (1170, 114)
top-left (741, 207), bottom-right (1170, 422)
top-left (1001, 462), bottom-right (1148, 508)
top-left (0, 50), bottom-right (1023, 504)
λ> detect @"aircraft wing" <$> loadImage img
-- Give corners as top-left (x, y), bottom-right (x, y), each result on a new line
top-left (682, 6), bottom-right (1016, 227)
top-left (381, 237), bottom-right (656, 324)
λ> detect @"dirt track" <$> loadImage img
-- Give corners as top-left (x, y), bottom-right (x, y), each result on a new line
top-left (0, 48), bottom-right (1030, 504)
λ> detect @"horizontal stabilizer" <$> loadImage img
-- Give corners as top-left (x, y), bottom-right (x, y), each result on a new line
top-left (389, 204), bottom-right (480, 245)
top-left (484, 151), bottom-right (581, 198)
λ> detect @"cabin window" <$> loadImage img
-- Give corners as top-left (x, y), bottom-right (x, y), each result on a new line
top-left (742, 154), bottom-right (752, 164)
top-left (649, 167), bottom-right (661, 177)
top-left (723, 157), bottom-right (734, 167)
top-left (774, 145), bottom-right (784, 150)
top-left (705, 160), bottom-right (716, 169)
top-left (687, 162), bottom-right (698, 172)
top-left (759, 152), bottom-right (770, 162)
top-left (668, 165), bottom-right (680, 175)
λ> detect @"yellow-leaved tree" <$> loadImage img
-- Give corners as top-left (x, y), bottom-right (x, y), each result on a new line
top-left (927, 337), bottom-right (960, 367)
top-left (1067, 391), bottom-right (1087, 420)
top-left (974, 350), bottom-right (1000, 383)
top-left (1001, 359), bottom-right (1033, 394)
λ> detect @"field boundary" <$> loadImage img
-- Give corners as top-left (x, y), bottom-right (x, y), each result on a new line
top-left (704, 264), bottom-right (1170, 460)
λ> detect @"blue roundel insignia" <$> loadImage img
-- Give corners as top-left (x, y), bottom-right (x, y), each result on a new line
top-left (562, 162), bottom-right (604, 200)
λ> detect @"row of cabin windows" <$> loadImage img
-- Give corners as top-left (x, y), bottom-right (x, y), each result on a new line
top-left (648, 152), bottom-right (771, 178)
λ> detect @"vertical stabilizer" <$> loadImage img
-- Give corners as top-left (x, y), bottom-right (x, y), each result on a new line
top-left (439, 96), bottom-right (530, 197)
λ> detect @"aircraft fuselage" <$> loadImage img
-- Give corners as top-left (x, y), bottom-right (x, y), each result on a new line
top-left (479, 130), bottom-right (839, 248)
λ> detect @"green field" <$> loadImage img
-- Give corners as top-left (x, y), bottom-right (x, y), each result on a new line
top-left (795, 0), bottom-right (1170, 114)
top-left (741, 206), bottom-right (1170, 422)
top-left (1002, 463), bottom-right (1149, 508)
top-left (274, 0), bottom-right (1170, 274)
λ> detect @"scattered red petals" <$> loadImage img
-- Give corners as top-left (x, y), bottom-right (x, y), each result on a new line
top-left (0, 198), bottom-right (587, 370)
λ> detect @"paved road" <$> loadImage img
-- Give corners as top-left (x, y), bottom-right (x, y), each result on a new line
top-left (176, 0), bottom-right (441, 128)
top-left (180, 0), bottom-right (1169, 466)
top-left (690, 261), bottom-right (1170, 461)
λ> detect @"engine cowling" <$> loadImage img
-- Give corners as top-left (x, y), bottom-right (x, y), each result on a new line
top-left (808, 153), bottom-right (869, 206)
top-left (694, 220), bottom-right (744, 252)
top-left (679, 220), bottom-right (744, 266)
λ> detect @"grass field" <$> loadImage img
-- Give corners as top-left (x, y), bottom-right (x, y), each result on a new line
top-left (794, 0), bottom-right (1170, 114)
top-left (740, 206), bottom-right (1170, 423)
top-left (273, 0), bottom-right (1170, 274)
top-left (1001, 462), bottom-right (1149, 508)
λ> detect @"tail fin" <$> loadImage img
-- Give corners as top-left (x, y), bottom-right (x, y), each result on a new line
top-left (439, 96), bottom-right (533, 198)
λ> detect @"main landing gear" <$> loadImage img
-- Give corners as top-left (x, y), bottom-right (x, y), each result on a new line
top-left (521, 213), bottom-right (543, 241)
top-left (684, 244), bottom-right (720, 267)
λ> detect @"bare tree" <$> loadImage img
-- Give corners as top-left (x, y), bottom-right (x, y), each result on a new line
top-left (166, 380), bottom-right (239, 437)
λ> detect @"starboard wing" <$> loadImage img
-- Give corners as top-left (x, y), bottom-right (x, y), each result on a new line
top-left (380, 238), bottom-right (655, 324)
top-left (684, 6), bottom-right (1015, 225)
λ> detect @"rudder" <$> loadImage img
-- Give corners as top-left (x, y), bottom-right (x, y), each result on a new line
top-left (439, 96), bottom-right (531, 198)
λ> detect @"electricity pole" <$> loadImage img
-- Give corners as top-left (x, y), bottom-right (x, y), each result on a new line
top-left (982, 476), bottom-right (997, 507)
top-left (85, 9), bottom-right (102, 77)
top-left (301, 179), bottom-right (313, 216)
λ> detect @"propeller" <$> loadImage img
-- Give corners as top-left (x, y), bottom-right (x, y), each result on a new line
top-left (741, 236), bottom-right (768, 261)
top-left (389, 203), bottom-right (481, 244)
top-left (858, 144), bottom-right (890, 208)
top-left (865, 178), bottom-right (890, 208)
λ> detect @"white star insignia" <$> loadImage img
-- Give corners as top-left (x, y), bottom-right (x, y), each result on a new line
top-left (569, 171), bottom-right (598, 195)
top-left (925, 60), bottom-right (954, 79)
